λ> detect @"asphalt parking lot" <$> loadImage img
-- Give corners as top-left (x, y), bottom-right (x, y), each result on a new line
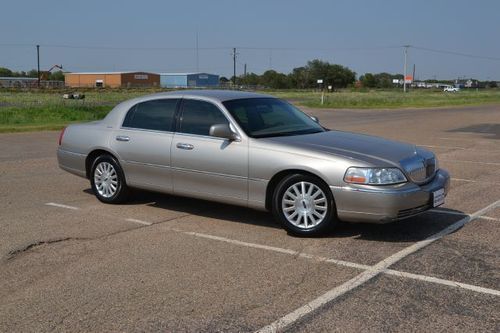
top-left (1, 104), bottom-right (499, 332)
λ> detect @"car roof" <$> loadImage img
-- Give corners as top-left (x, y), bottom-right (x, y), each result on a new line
top-left (142, 89), bottom-right (273, 102)
top-left (102, 90), bottom-right (276, 127)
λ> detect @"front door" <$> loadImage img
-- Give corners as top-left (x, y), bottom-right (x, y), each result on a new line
top-left (171, 99), bottom-right (248, 205)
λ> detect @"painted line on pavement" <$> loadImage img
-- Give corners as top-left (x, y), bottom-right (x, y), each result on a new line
top-left (254, 199), bottom-right (500, 333)
top-left (452, 178), bottom-right (500, 185)
top-left (441, 159), bottom-right (500, 166)
top-left (429, 208), bottom-right (467, 216)
top-left (430, 209), bottom-right (500, 222)
top-left (45, 202), bottom-right (80, 210)
top-left (172, 228), bottom-right (500, 297)
top-left (125, 218), bottom-right (153, 226)
top-left (173, 229), bottom-right (370, 271)
top-left (419, 144), bottom-right (467, 150)
top-left (384, 269), bottom-right (500, 296)
top-left (478, 215), bottom-right (500, 222)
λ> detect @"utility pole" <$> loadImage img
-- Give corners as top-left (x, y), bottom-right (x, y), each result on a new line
top-left (403, 45), bottom-right (410, 93)
top-left (232, 47), bottom-right (237, 87)
top-left (244, 63), bottom-right (247, 86)
top-left (195, 30), bottom-right (199, 72)
top-left (412, 64), bottom-right (416, 84)
top-left (36, 44), bottom-right (40, 88)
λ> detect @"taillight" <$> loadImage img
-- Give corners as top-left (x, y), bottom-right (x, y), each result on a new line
top-left (58, 127), bottom-right (66, 146)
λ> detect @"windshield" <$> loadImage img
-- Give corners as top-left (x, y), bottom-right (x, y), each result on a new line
top-left (222, 98), bottom-right (325, 138)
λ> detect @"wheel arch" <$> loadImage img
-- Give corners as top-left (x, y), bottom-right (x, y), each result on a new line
top-left (85, 149), bottom-right (120, 179)
top-left (265, 169), bottom-right (335, 212)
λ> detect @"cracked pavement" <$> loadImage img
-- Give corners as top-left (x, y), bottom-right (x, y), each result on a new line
top-left (1, 104), bottom-right (500, 332)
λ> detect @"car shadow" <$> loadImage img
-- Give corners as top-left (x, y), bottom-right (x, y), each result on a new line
top-left (326, 209), bottom-right (466, 243)
top-left (83, 188), bottom-right (467, 243)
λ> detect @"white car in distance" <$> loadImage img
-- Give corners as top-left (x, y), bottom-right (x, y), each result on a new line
top-left (444, 86), bottom-right (460, 92)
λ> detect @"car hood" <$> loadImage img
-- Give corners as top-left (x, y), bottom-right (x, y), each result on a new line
top-left (263, 130), bottom-right (418, 166)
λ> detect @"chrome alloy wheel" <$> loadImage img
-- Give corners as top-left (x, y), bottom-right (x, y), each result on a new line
top-left (94, 161), bottom-right (118, 198)
top-left (281, 181), bottom-right (328, 229)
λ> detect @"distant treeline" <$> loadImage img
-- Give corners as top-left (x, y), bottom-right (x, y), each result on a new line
top-left (0, 67), bottom-right (64, 81)
top-left (223, 59), bottom-right (498, 89)
top-left (227, 59), bottom-right (356, 90)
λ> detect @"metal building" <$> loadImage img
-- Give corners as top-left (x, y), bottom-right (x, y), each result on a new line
top-left (65, 72), bottom-right (160, 88)
top-left (159, 73), bottom-right (219, 88)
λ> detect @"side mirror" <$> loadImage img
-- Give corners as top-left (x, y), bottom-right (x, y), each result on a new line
top-left (310, 116), bottom-right (319, 123)
top-left (209, 123), bottom-right (240, 141)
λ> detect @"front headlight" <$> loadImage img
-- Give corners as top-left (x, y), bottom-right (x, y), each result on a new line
top-left (344, 167), bottom-right (407, 185)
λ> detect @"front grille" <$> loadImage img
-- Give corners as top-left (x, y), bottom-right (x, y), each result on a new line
top-left (397, 204), bottom-right (430, 219)
top-left (402, 156), bottom-right (436, 184)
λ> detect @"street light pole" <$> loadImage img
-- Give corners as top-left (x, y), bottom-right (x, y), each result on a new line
top-left (403, 45), bottom-right (409, 93)
top-left (36, 44), bottom-right (40, 88)
top-left (232, 47), bottom-right (237, 87)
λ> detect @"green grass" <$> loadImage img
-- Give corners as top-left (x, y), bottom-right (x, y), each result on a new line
top-left (272, 89), bottom-right (500, 109)
top-left (1, 88), bottom-right (499, 133)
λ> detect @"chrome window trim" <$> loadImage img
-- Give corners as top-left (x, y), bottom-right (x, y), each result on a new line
top-left (119, 98), bottom-right (180, 133)
top-left (178, 97), bottom-right (244, 141)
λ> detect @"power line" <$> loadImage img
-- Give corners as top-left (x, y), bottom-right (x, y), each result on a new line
top-left (2, 42), bottom-right (499, 61)
top-left (411, 45), bottom-right (500, 61)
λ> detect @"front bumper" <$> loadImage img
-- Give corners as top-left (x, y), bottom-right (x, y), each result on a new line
top-left (331, 169), bottom-right (450, 223)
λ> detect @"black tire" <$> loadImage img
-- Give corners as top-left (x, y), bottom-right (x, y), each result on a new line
top-left (90, 154), bottom-right (129, 204)
top-left (272, 174), bottom-right (337, 236)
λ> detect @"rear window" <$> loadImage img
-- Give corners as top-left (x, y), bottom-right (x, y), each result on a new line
top-left (122, 99), bottom-right (179, 131)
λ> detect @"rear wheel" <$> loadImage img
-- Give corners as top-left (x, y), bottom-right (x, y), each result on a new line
top-left (90, 154), bottom-right (129, 204)
top-left (272, 174), bottom-right (337, 236)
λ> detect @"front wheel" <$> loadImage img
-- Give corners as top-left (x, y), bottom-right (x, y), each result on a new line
top-left (90, 154), bottom-right (129, 204)
top-left (272, 174), bottom-right (337, 236)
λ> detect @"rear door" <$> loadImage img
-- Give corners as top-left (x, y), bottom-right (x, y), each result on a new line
top-left (110, 98), bottom-right (179, 192)
top-left (171, 98), bottom-right (248, 204)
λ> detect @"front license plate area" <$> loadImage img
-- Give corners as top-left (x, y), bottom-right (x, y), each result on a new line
top-left (433, 188), bottom-right (445, 207)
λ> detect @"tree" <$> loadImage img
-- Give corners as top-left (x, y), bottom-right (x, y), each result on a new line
top-left (486, 81), bottom-right (498, 88)
top-left (49, 70), bottom-right (65, 81)
top-left (27, 69), bottom-right (38, 78)
top-left (239, 72), bottom-right (260, 86)
top-left (260, 70), bottom-right (290, 89)
top-left (0, 67), bottom-right (13, 77)
top-left (360, 73), bottom-right (377, 88)
top-left (301, 59), bottom-right (356, 89)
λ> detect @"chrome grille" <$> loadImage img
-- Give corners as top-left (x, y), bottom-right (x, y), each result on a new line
top-left (401, 155), bottom-right (436, 184)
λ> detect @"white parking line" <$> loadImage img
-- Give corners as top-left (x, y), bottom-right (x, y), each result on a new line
top-left (384, 269), bottom-right (500, 296)
top-left (441, 159), bottom-right (500, 166)
top-left (255, 199), bottom-right (500, 333)
top-left (45, 202), bottom-right (80, 210)
top-left (429, 209), bottom-right (467, 216)
top-left (479, 215), bottom-right (500, 222)
top-left (174, 229), bottom-right (371, 271)
top-left (44, 200), bottom-right (500, 320)
top-left (172, 228), bottom-right (500, 297)
top-left (125, 218), bottom-right (153, 226)
top-left (419, 144), bottom-right (467, 150)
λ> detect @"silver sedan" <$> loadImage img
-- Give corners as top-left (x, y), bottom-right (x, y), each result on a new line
top-left (57, 90), bottom-right (450, 236)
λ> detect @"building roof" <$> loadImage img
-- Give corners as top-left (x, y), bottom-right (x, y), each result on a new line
top-left (64, 71), bottom-right (156, 75)
top-left (158, 72), bottom-right (218, 76)
top-left (0, 77), bottom-right (38, 80)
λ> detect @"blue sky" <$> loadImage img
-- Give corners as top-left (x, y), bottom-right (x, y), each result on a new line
top-left (1, 0), bottom-right (499, 79)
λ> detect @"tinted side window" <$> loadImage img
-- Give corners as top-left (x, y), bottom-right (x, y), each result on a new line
top-left (179, 99), bottom-right (229, 136)
top-left (122, 99), bottom-right (178, 131)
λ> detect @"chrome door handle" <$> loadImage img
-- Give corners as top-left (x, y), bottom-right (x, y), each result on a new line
top-left (176, 143), bottom-right (194, 150)
top-left (116, 135), bottom-right (130, 142)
